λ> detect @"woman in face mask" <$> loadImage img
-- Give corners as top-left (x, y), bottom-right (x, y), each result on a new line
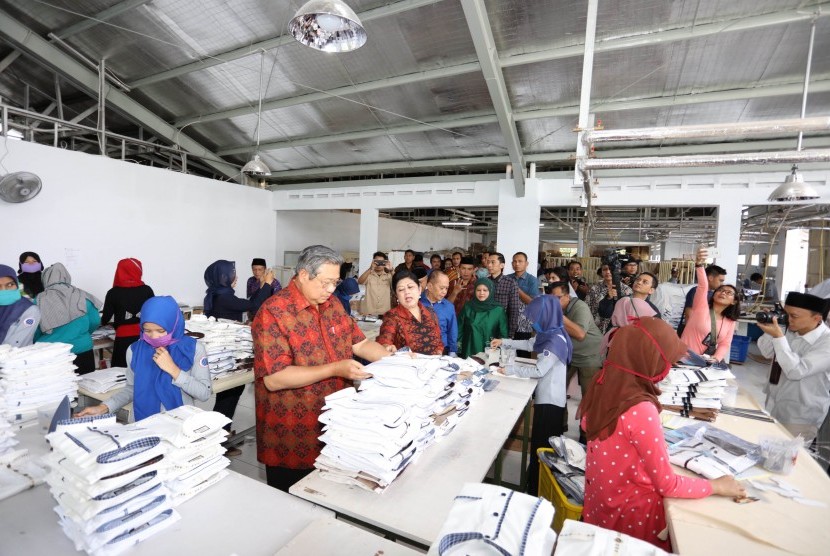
top-left (578, 317), bottom-right (745, 550)
top-left (0, 264), bottom-right (41, 347)
top-left (17, 251), bottom-right (45, 298)
top-left (101, 258), bottom-right (155, 368)
top-left (491, 294), bottom-right (572, 495)
top-left (77, 296), bottom-right (211, 420)
top-left (34, 263), bottom-right (102, 374)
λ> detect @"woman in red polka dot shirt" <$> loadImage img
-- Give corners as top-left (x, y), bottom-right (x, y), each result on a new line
top-left (578, 317), bottom-right (745, 550)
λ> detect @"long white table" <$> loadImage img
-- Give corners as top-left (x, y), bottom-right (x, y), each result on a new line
top-left (0, 425), bottom-right (334, 555)
top-left (665, 388), bottom-right (830, 555)
top-left (289, 372), bottom-right (538, 547)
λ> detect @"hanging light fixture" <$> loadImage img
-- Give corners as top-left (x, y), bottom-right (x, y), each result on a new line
top-left (289, 0), bottom-right (367, 53)
top-left (242, 51), bottom-right (271, 180)
top-left (768, 17), bottom-right (820, 202)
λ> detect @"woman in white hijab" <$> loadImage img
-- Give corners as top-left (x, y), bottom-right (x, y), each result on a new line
top-left (35, 263), bottom-right (102, 374)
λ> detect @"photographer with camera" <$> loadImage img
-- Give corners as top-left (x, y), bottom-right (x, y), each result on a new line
top-left (585, 262), bottom-right (632, 334)
top-left (358, 251), bottom-right (393, 316)
top-left (567, 260), bottom-right (590, 300)
top-left (680, 248), bottom-right (740, 361)
top-left (757, 292), bottom-right (830, 443)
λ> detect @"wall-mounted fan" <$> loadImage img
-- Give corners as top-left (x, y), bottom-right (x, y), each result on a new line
top-left (0, 172), bottom-right (42, 203)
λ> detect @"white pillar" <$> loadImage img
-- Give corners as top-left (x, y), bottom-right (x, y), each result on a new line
top-left (496, 179), bottom-right (541, 273)
top-left (715, 200), bottom-right (742, 282)
top-left (274, 210), bottom-right (285, 266)
top-left (359, 208), bottom-right (379, 276)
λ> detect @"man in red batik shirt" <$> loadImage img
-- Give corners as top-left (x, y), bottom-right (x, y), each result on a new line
top-left (252, 245), bottom-right (392, 492)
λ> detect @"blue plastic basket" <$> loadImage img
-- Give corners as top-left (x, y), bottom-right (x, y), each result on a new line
top-left (730, 335), bottom-right (750, 363)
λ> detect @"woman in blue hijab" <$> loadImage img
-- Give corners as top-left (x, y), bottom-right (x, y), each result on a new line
top-left (77, 296), bottom-right (211, 420)
top-left (491, 294), bottom-right (573, 495)
top-left (204, 260), bottom-right (273, 321)
top-left (203, 260), bottom-right (274, 450)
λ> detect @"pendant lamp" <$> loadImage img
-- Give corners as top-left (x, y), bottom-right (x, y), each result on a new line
top-left (242, 51), bottom-right (271, 179)
top-left (289, 0), bottom-right (367, 53)
top-left (768, 18), bottom-right (819, 202)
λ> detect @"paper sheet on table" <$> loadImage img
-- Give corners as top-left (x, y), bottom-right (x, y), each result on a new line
top-left (668, 496), bottom-right (830, 555)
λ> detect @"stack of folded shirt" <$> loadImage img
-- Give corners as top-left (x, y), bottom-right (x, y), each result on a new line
top-left (185, 315), bottom-right (253, 378)
top-left (44, 414), bottom-right (178, 556)
top-left (657, 364), bottom-right (735, 421)
top-left (315, 354), bottom-right (488, 492)
top-left (139, 405), bottom-right (231, 505)
top-left (0, 443), bottom-right (49, 501)
top-left (77, 368), bottom-right (127, 394)
top-left (90, 326), bottom-right (115, 341)
top-left (0, 343), bottom-right (79, 426)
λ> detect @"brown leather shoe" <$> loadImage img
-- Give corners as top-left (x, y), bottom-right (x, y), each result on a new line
top-left (224, 445), bottom-right (242, 457)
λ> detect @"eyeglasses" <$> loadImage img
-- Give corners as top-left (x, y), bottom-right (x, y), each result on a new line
top-left (315, 276), bottom-right (343, 290)
top-left (718, 289), bottom-right (736, 297)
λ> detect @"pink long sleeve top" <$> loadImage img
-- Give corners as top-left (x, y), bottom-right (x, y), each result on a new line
top-left (680, 266), bottom-right (735, 361)
top-left (582, 402), bottom-right (712, 551)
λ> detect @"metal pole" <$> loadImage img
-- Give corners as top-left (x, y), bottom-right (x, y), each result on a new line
top-left (98, 58), bottom-right (107, 156)
top-left (584, 116), bottom-right (830, 144)
top-left (797, 18), bottom-right (817, 152)
top-left (574, 0), bottom-right (599, 193)
top-left (581, 149), bottom-right (830, 170)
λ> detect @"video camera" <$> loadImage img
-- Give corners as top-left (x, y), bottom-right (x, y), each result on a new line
top-left (756, 302), bottom-right (789, 326)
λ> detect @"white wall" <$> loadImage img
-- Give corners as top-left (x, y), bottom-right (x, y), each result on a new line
top-left (274, 210), bottom-right (481, 269)
top-left (0, 140), bottom-right (275, 306)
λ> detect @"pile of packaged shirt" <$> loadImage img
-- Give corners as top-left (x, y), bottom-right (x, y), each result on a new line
top-left (657, 363), bottom-right (735, 422)
top-left (0, 343), bottom-right (79, 426)
top-left (314, 353), bottom-right (490, 493)
top-left (539, 436), bottom-right (586, 505)
top-left (43, 406), bottom-right (231, 555)
top-left (77, 368), bottom-right (127, 394)
top-left (185, 315), bottom-right (253, 378)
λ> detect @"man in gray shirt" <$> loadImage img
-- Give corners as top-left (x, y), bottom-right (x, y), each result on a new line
top-left (549, 281), bottom-right (603, 441)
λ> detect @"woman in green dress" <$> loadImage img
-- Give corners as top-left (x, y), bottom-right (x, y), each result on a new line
top-left (457, 278), bottom-right (508, 358)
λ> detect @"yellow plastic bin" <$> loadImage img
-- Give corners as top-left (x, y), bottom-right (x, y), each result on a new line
top-left (537, 448), bottom-right (583, 533)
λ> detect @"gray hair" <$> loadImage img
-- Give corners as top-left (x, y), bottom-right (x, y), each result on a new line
top-left (295, 245), bottom-right (344, 278)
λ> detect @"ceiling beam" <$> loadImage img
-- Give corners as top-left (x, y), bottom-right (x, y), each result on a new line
top-left (460, 0), bottom-right (524, 196)
top-left (216, 76), bottom-right (830, 154)
top-left (0, 0), bottom-right (150, 75)
top-left (0, 8), bottom-right (240, 179)
top-left (216, 111), bottom-right (498, 155)
top-left (270, 156), bottom-right (511, 180)
top-left (128, 0), bottom-right (447, 90)
top-left (173, 4), bottom-right (830, 126)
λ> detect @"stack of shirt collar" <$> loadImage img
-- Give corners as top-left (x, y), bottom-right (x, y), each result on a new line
top-left (78, 368), bottom-right (128, 394)
top-left (43, 407), bottom-right (231, 555)
top-left (658, 364), bottom-right (736, 421)
top-left (315, 353), bottom-right (488, 493)
top-left (185, 315), bottom-right (253, 378)
top-left (0, 343), bottom-right (79, 426)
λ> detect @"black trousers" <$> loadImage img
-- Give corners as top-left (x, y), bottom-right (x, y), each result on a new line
top-left (527, 403), bottom-right (566, 496)
top-left (73, 349), bottom-right (96, 375)
top-left (513, 331), bottom-right (533, 359)
top-left (265, 465), bottom-right (313, 493)
top-left (213, 385), bottom-right (244, 431)
top-left (111, 336), bottom-right (138, 368)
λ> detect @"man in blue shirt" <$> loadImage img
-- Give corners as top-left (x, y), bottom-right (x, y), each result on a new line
top-left (508, 252), bottom-right (540, 305)
top-left (420, 270), bottom-right (458, 356)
